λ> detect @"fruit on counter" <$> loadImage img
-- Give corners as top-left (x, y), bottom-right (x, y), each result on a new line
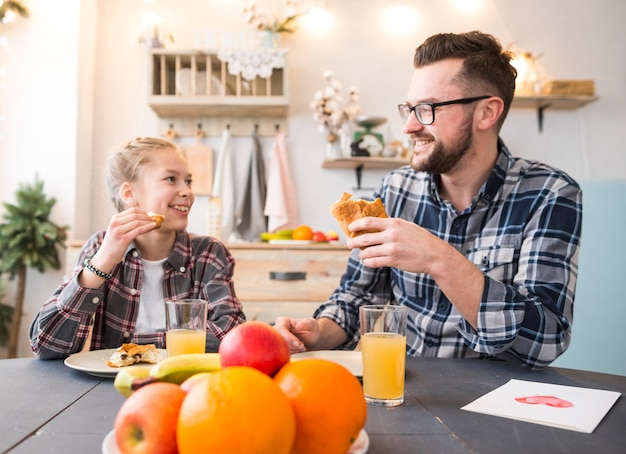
top-left (274, 358), bottom-right (367, 454)
top-left (259, 229), bottom-right (294, 241)
top-left (113, 367), bottom-right (153, 398)
top-left (148, 352), bottom-right (221, 385)
top-left (312, 231), bottom-right (328, 242)
top-left (114, 382), bottom-right (186, 454)
top-left (292, 225), bottom-right (314, 240)
top-left (219, 320), bottom-right (290, 377)
top-left (260, 226), bottom-right (337, 242)
top-left (177, 366), bottom-right (295, 454)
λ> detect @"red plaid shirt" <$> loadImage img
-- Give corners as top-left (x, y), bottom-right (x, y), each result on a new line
top-left (30, 230), bottom-right (245, 359)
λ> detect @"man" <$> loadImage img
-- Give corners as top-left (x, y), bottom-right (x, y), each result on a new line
top-left (275, 31), bottom-right (582, 368)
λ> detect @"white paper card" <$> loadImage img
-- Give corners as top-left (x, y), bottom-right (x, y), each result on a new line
top-left (461, 379), bottom-right (621, 433)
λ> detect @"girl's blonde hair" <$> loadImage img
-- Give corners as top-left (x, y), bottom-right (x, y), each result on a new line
top-left (105, 137), bottom-right (183, 212)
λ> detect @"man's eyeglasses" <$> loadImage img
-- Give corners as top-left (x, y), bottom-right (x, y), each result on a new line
top-left (398, 96), bottom-right (491, 125)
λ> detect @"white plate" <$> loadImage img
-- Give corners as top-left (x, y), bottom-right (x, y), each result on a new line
top-left (102, 430), bottom-right (119, 454)
top-left (102, 428), bottom-right (368, 454)
top-left (64, 348), bottom-right (165, 378)
top-left (291, 350), bottom-right (362, 377)
top-left (268, 239), bottom-right (314, 244)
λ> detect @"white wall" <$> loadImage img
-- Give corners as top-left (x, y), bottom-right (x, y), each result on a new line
top-left (1, 0), bottom-right (625, 368)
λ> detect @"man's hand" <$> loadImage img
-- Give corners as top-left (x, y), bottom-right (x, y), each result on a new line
top-left (346, 216), bottom-right (443, 274)
top-left (274, 317), bottom-right (348, 353)
top-left (346, 216), bottom-right (483, 329)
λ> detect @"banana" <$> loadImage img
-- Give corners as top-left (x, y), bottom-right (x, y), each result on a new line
top-left (275, 229), bottom-right (294, 238)
top-left (113, 366), bottom-right (153, 397)
top-left (148, 352), bottom-right (222, 384)
top-left (260, 229), bottom-right (294, 241)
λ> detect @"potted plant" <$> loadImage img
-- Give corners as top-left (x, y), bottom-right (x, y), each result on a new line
top-left (0, 177), bottom-right (67, 358)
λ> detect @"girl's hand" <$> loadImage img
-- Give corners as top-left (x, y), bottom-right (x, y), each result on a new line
top-left (91, 208), bottom-right (157, 270)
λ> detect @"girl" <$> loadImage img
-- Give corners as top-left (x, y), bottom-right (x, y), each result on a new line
top-left (30, 137), bottom-right (245, 359)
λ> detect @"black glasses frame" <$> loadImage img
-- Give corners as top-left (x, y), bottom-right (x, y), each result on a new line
top-left (398, 95), bottom-right (492, 125)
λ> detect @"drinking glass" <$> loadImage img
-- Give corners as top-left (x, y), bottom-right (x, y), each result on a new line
top-left (359, 305), bottom-right (407, 406)
top-left (165, 299), bottom-right (208, 356)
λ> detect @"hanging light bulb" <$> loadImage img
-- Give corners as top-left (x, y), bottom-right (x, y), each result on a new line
top-left (511, 52), bottom-right (542, 96)
top-left (451, 0), bottom-right (483, 13)
top-left (301, 2), bottom-right (333, 34)
top-left (383, 2), bottom-right (417, 34)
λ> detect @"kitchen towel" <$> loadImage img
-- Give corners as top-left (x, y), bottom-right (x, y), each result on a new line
top-left (264, 130), bottom-right (298, 232)
top-left (212, 127), bottom-right (236, 241)
top-left (233, 128), bottom-right (268, 241)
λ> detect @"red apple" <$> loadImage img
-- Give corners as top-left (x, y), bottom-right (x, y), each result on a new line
top-left (114, 382), bottom-right (186, 454)
top-left (312, 231), bottom-right (329, 242)
top-left (218, 321), bottom-right (290, 376)
top-left (326, 230), bottom-right (339, 241)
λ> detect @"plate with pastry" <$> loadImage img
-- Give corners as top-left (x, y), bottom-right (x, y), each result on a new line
top-left (64, 343), bottom-right (165, 378)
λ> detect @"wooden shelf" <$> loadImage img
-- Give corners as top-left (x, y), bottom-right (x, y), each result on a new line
top-left (512, 94), bottom-right (598, 131)
top-left (322, 156), bottom-right (408, 170)
top-left (149, 49), bottom-right (289, 119)
top-left (512, 94), bottom-right (598, 109)
top-left (148, 96), bottom-right (289, 117)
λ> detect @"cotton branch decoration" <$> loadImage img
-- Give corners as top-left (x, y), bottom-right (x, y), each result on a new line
top-left (310, 70), bottom-right (360, 145)
top-left (243, 0), bottom-right (304, 34)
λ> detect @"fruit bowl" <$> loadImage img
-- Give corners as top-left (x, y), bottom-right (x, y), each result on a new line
top-left (102, 428), bottom-right (370, 454)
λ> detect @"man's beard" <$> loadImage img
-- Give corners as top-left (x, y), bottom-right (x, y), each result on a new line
top-left (411, 114), bottom-right (473, 174)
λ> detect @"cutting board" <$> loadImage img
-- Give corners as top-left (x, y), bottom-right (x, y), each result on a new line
top-left (185, 143), bottom-right (214, 195)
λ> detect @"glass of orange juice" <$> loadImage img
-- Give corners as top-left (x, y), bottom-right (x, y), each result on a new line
top-left (359, 305), bottom-right (407, 406)
top-left (165, 299), bottom-right (208, 356)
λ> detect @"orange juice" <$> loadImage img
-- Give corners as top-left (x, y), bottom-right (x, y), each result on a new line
top-left (361, 332), bottom-right (406, 401)
top-left (166, 329), bottom-right (206, 356)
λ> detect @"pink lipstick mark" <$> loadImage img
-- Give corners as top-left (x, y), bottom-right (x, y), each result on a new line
top-left (515, 395), bottom-right (574, 408)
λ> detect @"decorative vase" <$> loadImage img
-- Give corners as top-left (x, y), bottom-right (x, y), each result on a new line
top-left (325, 138), bottom-right (342, 159)
top-left (259, 30), bottom-right (280, 48)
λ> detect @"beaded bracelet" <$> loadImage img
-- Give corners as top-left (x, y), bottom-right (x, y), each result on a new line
top-left (84, 258), bottom-right (113, 280)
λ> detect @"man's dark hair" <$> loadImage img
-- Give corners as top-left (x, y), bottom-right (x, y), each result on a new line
top-left (414, 31), bottom-right (517, 129)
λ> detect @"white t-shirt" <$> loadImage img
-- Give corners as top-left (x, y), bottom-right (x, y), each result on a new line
top-left (135, 258), bottom-right (167, 333)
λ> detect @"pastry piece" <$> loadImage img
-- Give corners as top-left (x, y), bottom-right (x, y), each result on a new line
top-left (107, 343), bottom-right (162, 368)
top-left (147, 211), bottom-right (165, 228)
top-left (329, 192), bottom-right (388, 239)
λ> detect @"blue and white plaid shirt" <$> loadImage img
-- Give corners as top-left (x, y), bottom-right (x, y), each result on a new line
top-left (315, 141), bottom-right (582, 368)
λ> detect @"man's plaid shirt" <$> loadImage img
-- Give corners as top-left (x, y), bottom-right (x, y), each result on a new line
top-left (316, 141), bottom-right (582, 368)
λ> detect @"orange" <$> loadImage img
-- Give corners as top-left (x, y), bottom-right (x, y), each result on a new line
top-left (292, 225), bottom-right (314, 240)
top-left (274, 358), bottom-right (367, 454)
top-left (177, 367), bottom-right (295, 454)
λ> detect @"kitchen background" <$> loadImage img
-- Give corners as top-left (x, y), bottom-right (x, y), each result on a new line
top-left (0, 0), bottom-right (624, 375)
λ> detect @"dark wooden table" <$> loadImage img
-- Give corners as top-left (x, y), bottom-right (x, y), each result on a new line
top-left (1, 356), bottom-right (624, 453)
